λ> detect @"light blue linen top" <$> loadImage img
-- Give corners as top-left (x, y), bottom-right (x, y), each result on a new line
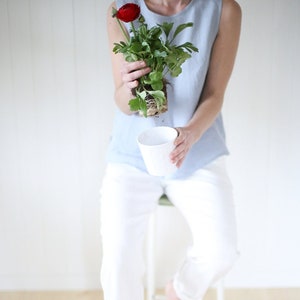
top-left (107, 0), bottom-right (228, 178)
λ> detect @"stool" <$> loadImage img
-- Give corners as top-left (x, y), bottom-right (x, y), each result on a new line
top-left (146, 194), bottom-right (225, 300)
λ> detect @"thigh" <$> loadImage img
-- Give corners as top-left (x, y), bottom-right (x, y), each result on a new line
top-left (100, 163), bottom-right (163, 239)
top-left (165, 157), bottom-right (238, 254)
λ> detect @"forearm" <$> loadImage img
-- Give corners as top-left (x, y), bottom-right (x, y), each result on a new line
top-left (114, 83), bottom-right (135, 115)
top-left (185, 94), bottom-right (224, 143)
top-left (184, 0), bottom-right (241, 144)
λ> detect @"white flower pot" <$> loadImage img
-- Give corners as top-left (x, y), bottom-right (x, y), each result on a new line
top-left (137, 126), bottom-right (178, 176)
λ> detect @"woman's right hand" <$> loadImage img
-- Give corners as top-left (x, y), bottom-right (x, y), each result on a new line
top-left (120, 60), bottom-right (151, 90)
top-left (111, 60), bottom-right (151, 114)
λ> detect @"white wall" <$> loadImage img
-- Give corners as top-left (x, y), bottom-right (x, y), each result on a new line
top-left (0, 0), bottom-right (114, 290)
top-left (0, 0), bottom-right (299, 291)
top-left (223, 0), bottom-right (300, 287)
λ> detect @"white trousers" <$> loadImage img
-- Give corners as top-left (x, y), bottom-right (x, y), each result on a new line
top-left (100, 157), bottom-right (239, 300)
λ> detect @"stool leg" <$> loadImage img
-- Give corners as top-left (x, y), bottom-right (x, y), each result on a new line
top-left (147, 213), bottom-right (156, 300)
top-left (216, 279), bottom-right (224, 300)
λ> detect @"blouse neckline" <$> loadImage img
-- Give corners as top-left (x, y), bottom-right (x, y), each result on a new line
top-left (140, 0), bottom-right (194, 19)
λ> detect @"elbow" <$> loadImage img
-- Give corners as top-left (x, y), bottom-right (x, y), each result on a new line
top-left (114, 96), bottom-right (134, 116)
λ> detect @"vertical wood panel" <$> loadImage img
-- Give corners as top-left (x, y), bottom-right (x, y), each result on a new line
top-left (265, 0), bottom-right (300, 275)
top-left (223, 0), bottom-right (300, 287)
top-left (72, 0), bottom-right (104, 278)
top-left (0, 0), bottom-right (24, 277)
top-left (40, 0), bottom-right (82, 278)
top-left (223, 0), bottom-right (275, 273)
top-left (28, 0), bottom-right (62, 277)
top-left (1, 0), bottom-right (38, 278)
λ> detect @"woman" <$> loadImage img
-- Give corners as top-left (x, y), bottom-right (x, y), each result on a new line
top-left (100, 1), bottom-right (242, 300)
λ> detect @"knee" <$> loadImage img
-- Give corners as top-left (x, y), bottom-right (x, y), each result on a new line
top-left (177, 247), bottom-right (239, 297)
top-left (190, 242), bottom-right (239, 279)
top-left (208, 244), bottom-right (239, 281)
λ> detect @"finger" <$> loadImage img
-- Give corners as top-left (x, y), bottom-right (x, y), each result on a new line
top-left (175, 158), bottom-right (184, 168)
top-left (174, 149), bottom-right (187, 164)
top-left (172, 147), bottom-right (187, 167)
top-left (174, 127), bottom-right (185, 146)
top-left (123, 60), bottom-right (147, 73)
top-left (121, 68), bottom-right (151, 91)
top-left (126, 79), bottom-right (139, 89)
top-left (122, 67), bottom-right (151, 83)
top-left (121, 61), bottom-right (151, 78)
top-left (170, 143), bottom-right (186, 163)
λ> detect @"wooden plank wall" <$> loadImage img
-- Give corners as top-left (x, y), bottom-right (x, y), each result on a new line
top-left (0, 0), bottom-right (114, 289)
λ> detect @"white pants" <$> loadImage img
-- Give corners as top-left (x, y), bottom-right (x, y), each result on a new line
top-left (100, 157), bottom-right (239, 300)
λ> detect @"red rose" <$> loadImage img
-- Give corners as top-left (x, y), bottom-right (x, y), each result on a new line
top-left (115, 3), bottom-right (140, 23)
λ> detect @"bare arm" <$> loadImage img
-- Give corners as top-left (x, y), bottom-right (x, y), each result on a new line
top-left (106, 2), bottom-right (151, 114)
top-left (171, 0), bottom-right (242, 167)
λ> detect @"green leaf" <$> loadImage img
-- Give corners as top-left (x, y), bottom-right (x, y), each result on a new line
top-left (138, 15), bottom-right (145, 24)
top-left (141, 41), bottom-right (151, 52)
top-left (149, 27), bottom-right (162, 40)
top-left (128, 91), bottom-right (148, 116)
top-left (134, 90), bottom-right (145, 99)
top-left (140, 100), bottom-right (148, 117)
top-left (128, 97), bottom-right (140, 111)
top-left (149, 71), bottom-right (163, 82)
top-left (173, 22), bottom-right (193, 40)
top-left (129, 42), bottom-right (143, 52)
top-left (170, 66), bottom-right (182, 77)
top-left (140, 24), bottom-right (148, 37)
top-left (112, 41), bottom-right (128, 54)
top-left (160, 22), bottom-right (173, 38)
top-left (151, 81), bottom-right (163, 91)
top-left (111, 7), bottom-right (117, 17)
top-left (177, 42), bottom-right (199, 53)
top-left (154, 50), bottom-right (167, 58)
top-left (124, 53), bottom-right (139, 62)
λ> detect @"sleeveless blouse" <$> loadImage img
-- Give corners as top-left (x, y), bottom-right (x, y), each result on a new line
top-left (106, 0), bottom-right (228, 178)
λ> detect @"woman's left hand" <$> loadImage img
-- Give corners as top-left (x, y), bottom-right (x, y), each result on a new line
top-left (170, 127), bottom-right (197, 168)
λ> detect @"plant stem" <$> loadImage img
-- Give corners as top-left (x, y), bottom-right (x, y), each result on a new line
top-left (117, 18), bottom-right (130, 43)
top-left (130, 21), bottom-right (137, 39)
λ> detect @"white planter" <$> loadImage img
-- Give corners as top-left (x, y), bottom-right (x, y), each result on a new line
top-left (137, 126), bottom-right (178, 176)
